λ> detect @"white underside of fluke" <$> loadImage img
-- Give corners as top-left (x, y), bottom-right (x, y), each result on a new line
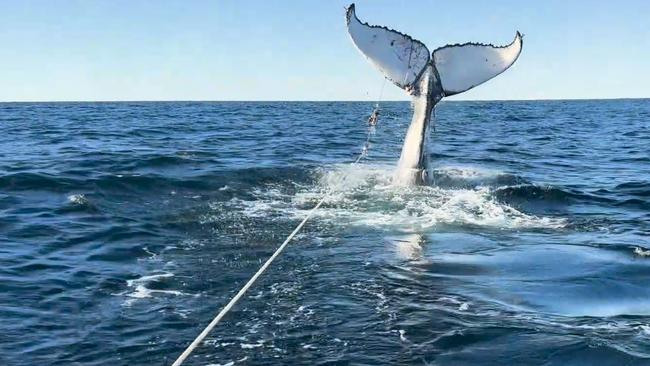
top-left (345, 3), bottom-right (523, 185)
top-left (346, 5), bottom-right (430, 90)
top-left (433, 33), bottom-right (523, 96)
top-left (346, 4), bottom-right (522, 96)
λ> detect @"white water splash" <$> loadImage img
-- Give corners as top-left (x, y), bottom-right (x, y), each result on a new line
top-left (122, 272), bottom-right (186, 306)
top-left (638, 325), bottom-right (650, 337)
top-left (435, 165), bottom-right (506, 183)
top-left (634, 247), bottom-right (650, 257)
top-left (225, 164), bottom-right (565, 231)
top-left (398, 329), bottom-right (408, 342)
top-left (67, 193), bottom-right (88, 205)
top-left (240, 341), bottom-right (265, 349)
top-left (205, 362), bottom-right (234, 366)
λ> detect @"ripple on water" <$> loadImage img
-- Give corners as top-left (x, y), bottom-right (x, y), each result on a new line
top-left (3, 100), bottom-right (650, 365)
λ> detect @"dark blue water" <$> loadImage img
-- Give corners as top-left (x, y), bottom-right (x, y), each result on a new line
top-left (1, 100), bottom-right (649, 365)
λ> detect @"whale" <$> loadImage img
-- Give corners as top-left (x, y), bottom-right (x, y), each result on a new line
top-left (345, 4), bottom-right (523, 185)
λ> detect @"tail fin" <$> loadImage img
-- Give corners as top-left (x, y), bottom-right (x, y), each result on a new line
top-left (345, 4), bottom-right (430, 91)
top-left (433, 33), bottom-right (523, 96)
top-left (345, 3), bottom-right (523, 97)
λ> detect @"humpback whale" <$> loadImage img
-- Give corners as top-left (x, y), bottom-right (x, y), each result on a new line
top-left (346, 4), bottom-right (523, 185)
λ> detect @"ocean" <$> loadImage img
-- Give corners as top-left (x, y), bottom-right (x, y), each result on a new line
top-left (1, 100), bottom-right (649, 365)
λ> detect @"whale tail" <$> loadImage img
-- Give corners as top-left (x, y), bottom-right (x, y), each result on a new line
top-left (345, 3), bottom-right (523, 97)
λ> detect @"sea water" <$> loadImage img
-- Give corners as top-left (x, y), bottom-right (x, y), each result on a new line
top-left (1, 100), bottom-right (649, 365)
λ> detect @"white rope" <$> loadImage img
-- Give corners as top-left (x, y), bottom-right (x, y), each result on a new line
top-left (171, 126), bottom-right (374, 366)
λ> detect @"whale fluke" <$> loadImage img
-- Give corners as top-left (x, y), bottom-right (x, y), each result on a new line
top-left (433, 33), bottom-right (523, 96)
top-left (345, 4), bottom-right (430, 91)
top-left (346, 3), bottom-right (522, 97)
top-left (345, 3), bottom-right (523, 185)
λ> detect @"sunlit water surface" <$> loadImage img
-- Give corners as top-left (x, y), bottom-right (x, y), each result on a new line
top-left (1, 100), bottom-right (649, 365)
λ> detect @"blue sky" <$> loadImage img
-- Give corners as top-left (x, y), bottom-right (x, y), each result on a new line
top-left (1, 0), bottom-right (648, 101)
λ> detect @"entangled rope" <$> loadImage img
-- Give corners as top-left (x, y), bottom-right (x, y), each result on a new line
top-left (171, 118), bottom-right (378, 366)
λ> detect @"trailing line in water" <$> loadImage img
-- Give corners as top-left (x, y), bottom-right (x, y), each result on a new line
top-left (171, 124), bottom-right (376, 366)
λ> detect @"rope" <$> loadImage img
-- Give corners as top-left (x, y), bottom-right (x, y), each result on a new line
top-left (171, 124), bottom-right (375, 366)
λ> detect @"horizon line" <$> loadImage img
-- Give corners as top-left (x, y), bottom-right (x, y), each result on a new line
top-left (0, 97), bottom-right (648, 104)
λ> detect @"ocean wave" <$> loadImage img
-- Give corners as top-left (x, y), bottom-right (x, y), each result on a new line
top-left (615, 181), bottom-right (650, 197)
top-left (615, 198), bottom-right (650, 210)
top-left (494, 184), bottom-right (581, 203)
top-left (0, 172), bottom-right (75, 191)
top-left (0, 166), bottom-right (310, 194)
